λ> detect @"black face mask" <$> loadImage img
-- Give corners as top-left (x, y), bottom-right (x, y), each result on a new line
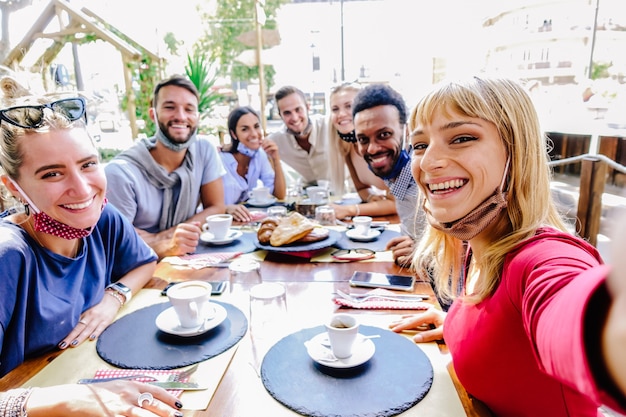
top-left (338, 130), bottom-right (356, 143)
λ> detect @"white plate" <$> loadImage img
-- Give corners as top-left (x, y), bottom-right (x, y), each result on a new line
top-left (200, 230), bottom-right (243, 245)
top-left (155, 303), bottom-right (227, 337)
top-left (247, 197), bottom-right (277, 207)
top-left (304, 332), bottom-right (375, 368)
top-left (346, 228), bottom-right (382, 242)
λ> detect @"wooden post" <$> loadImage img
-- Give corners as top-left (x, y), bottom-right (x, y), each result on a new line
top-left (577, 156), bottom-right (606, 246)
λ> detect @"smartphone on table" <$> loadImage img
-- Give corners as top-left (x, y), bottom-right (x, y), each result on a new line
top-left (161, 281), bottom-right (227, 296)
top-left (348, 271), bottom-right (415, 292)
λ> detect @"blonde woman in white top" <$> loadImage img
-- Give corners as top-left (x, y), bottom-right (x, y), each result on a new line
top-left (327, 83), bottom-right (398, 219)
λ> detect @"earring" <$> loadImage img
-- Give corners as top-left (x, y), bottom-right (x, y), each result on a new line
top-left (24, 203), bottom-right (30, 216)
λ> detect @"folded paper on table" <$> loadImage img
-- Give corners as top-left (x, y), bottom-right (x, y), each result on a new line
top-left (22, 289), bottom-right (238, 411)
top-left (162, 251), bottom-right (242, 269)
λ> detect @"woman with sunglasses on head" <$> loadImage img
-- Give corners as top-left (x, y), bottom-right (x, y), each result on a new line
top-left (219, 106), bottom-right (286, 222)
top-left (0, 77), bottom-right (183, 416)
top-left (326, 83), bottom-right (398, 220)
top-left (390, 76), bottom-right (626, 416)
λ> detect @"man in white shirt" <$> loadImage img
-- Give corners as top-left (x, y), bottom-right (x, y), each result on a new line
top-left (267, 86), bottom-right (333, 190)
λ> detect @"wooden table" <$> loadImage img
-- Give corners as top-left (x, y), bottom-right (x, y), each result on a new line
top-left (0, 224), bottom-right (491, 417)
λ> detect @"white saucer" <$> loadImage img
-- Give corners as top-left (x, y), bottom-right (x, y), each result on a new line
top-left (304, 332), bottom-right (375, 368)
top-left (247, 197), bottom-right (277, 207)
top-left (346, 228), bottom-right (382, 242)
top-left (200, 230), bottom-right (242, 245)
top-left (155, 303), bottom-right (227, 337)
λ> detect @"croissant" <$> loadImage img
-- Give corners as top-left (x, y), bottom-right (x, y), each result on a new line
top-left (257, 217), bottom-right (279, 244)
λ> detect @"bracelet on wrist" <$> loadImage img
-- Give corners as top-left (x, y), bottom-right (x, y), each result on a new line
top-left (0, 387), bottom-right (34, 417)
top-left (105, 290), bottom-right (125, 307)
top-left (354, 204), bottom-right (360, 217)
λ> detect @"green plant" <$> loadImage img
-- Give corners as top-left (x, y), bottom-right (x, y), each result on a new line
top-left (184, 52), bottom-right (223, 115)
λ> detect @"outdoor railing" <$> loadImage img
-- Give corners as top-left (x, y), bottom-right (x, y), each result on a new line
top-left (549, 154), bottom-right (626, 246)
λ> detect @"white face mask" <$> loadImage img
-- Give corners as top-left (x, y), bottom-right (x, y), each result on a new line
top-left (9, 178), bottom-right (101, 240)
top-left (423, 158), bottom-right (510, 241)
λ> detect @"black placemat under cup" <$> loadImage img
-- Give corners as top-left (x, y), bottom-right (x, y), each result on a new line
top-left (261, 325), bottom-right (433, 417)
top-left (196, 231), bottom-right (258, 254)
top-left (334, 229), bottom-right (401, 252)
top-left (96, 301), bottom-right (247, 369)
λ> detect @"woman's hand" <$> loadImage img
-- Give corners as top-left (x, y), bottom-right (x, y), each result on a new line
top-left (385, 235), bottom-right (415, 267)
top-left (389, 308), bottom-right (447, 343)
top-left (26, 381), bottom-right (183, 417)
top-left (58, 294), bottom-right (121, 349)
top-left (226, 204), bottom-right (252, 222)
top-left (262, 138), bottom-right (280, 161)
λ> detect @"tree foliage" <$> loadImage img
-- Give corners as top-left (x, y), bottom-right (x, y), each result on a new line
top-left (195, 0), bottom-right (288, 92)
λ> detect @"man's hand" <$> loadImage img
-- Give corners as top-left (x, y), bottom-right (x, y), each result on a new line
top-left (165, 222), bottom-right (202, 257)
top-left (386, 235), bottom-right (415, 267)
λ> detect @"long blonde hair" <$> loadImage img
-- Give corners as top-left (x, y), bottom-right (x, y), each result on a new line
top-left (327, 83), bottom-right (361, 196)
top-left (409, 76), bottom-right (569, 303)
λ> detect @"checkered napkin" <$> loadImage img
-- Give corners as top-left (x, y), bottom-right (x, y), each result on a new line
top-left (333, 297), bottom-right (431, 310)
top-left (333, 289), bottom-right (431, 310)
top-left (92, 369), bottom-right (186, 396)
top-left (162, 252), bottom-right (242, 269)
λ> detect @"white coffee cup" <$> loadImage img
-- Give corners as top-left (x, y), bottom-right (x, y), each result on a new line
top-left (325, 313), bottom-right (359, 359)
top-left (166, 281), bottom-right (213, 328)
top-left (352, 215), bottom-right (372, 236)
top-left (306, 186), bottom-right (327, 204)
top-left (249, 186), bottom-right (271, 203)
top-left (202, 214), bottom-right (233, 240)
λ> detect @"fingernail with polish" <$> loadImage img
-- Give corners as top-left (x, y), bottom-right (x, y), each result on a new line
top-left (70, 339), bottom-right (79, 346)
top-left (58, 341), bottom-right (67, 349)
top-left (174, 412), bottom-right (184, 417)
top-left (89, 334), bottom-right (97, 340)
top-left (175, 401), bottom-right (183, 409)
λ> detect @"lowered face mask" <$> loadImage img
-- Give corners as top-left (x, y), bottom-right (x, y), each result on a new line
top-left (10, 178), bottom-right (103, 240)
top-left (423, 158), bottom-right (510, 241)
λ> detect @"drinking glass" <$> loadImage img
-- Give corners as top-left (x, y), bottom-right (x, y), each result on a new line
top-left (249, 282), bottom-right (288, 371)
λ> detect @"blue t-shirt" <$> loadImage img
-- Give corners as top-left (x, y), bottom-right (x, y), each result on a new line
top-left (0, 204), bottom-right (157, 376)
top-left (219, 149), bottom-right (276, 205)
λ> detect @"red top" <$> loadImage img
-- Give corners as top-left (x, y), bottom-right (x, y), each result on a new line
top-left (445, 228), bottom-right (622, 416)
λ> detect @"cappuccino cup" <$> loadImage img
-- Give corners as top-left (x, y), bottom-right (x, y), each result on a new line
top-left (166, 281), bottom-right (213, 328)
top-left (202, 214), bottom-right (233, 240)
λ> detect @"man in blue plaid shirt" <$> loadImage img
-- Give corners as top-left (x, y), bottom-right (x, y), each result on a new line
top-left (352, 84), bottom-right (425, 267)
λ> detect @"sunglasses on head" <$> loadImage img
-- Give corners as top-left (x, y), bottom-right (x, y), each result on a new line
top-left (0, 97), bottom-right (86, 129)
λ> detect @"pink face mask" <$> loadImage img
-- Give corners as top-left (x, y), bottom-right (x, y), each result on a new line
top-left (9, 178), bottom-right (103, 240)
top-left (423, 158), bottom-right (510, 241)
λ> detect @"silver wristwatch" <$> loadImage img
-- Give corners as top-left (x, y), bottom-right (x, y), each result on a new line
top-left (105, 282), bottom-right (132, 304)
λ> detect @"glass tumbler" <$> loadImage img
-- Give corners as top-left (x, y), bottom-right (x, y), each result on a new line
top-left (249, 282), bottom-right (288, 370)
top-left (315, 205), bottom-right (336, 226)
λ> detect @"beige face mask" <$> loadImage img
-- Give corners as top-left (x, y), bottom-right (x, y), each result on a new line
top-left (423, 158), bottom-right (510, 241)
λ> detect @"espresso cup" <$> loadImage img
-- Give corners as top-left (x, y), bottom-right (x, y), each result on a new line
top-left (249, 186), bottom-right (271, 203)
top-left (352, 216), bottom-right (372, 236)
top-left (325, 313), bottom-right (359, 358)
top-left (202, 214), bottom-right (233, 240)
top-left (166, 281), bottom-right (213, 328)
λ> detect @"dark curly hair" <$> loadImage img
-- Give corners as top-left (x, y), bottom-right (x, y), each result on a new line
top-left (351, 84), bottom-right (407, 125)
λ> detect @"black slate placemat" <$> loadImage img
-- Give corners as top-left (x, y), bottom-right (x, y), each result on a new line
top-left (261, 325), bottom-right (433, 417)
top-left (96, 301), bottom-right (247, 369)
